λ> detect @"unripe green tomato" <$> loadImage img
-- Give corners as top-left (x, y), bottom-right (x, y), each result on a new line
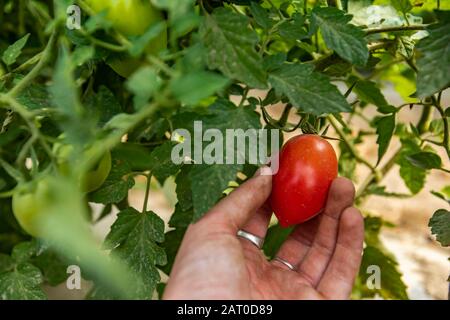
top-left (86, 0), bottom-right (167, 77)
top-left (12, 178), bottom-right (53, 237)
top-left (53, 143), bottom-right (112, 193)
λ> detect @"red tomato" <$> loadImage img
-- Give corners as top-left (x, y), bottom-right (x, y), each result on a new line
top-left (270, 134), bottom-right (338, 227)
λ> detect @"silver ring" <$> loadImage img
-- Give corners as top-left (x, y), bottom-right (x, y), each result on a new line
top-left (273, 257), bottom-right (296, 271)
top-left (237, 229), bottom-right (264, 249)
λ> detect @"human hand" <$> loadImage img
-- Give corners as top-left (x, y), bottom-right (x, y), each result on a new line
top-left (163, 169), bottom-right (364, 300)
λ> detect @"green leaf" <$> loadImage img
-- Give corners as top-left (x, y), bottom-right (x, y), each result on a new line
top-left (175, 166), bottom-right (193, 212)
top-left (396, 139), bottom-right (426, 194)
top-left (406, 151), bottom-right (442, 170)
top-left (311, 7), bottom-right (368, 66)
top-left (375, 114), bottom-right (396, 164)
top-left (147, 141), bottom-right (182, 184)
top-left (189, 163), bottom-right (241, 221)
top-left (390, 0), bottom-right (412, 14)
top-left (428, 209), bottom-right (450, 246)
top-left (250, 2), bottom-right (272, 29)
top-left (0, 263), bottom-right (46, 300)
top-left (170, 71), bottom-right (229, 106)
top-left (2, 34), bottom-right (30, 66)
top-left (268, 64), bottom-right (351, 115)
top-left (126, 66), bottom-right (162, 110)
top-left (104, 207), bottom-right (166, 299)
top-left (11, 241), bottom-right (37, 265)
top-left (200, 8), bottom-right (267, 88)
top-left (359, 246), bottom-right (408, 300)
top-left (0, 254), bottom-right (14, 273)
top-left (263, 224), bottom-right (293, 259)
top-left (160, 228), bottom-right (186, 275)
top-left (169, 203), bottom-right (194, 228)
top-left (32, 250), bottom-right (69, 286)
top-left (90, 158), bottom-right (135, 204)
top-left (416, 18), bottom-right (450, 98)
top-left (84, 85), bottom-right (123, 126)
top-left (16, 83), bottom-right (51, 111)
top-left (353, 80), bottom-right (395, 113)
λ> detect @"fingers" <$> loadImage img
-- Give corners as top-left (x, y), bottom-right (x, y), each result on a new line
top-left (271, 216), bottom-right (320, 270)
top-left (296, 177), bottom-right (355, 286)
top-left (317, 207), bottom-right (364, 299)
top-left (205, 167), bottom-right (273, 232)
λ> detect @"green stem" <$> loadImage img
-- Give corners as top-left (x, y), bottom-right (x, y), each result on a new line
top-left (364, 24), bottom-right (428, 35)
top-left (417, 105), bottom-right (432, 134)
top-left (9, 30), bottom-right (58, 98)
top-left (356, 147), bottom-right (400, 200)
top-left (433, 98), bottom-right (450, 159)
top-left (147, 55), bottom-right (176, 78)
top-left (142, 173), bottom-right (152, 213)
top-left (328, 115), bottom-right (376, 173)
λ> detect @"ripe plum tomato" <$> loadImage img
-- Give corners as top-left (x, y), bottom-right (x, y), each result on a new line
top-left (270, 134), bottom-right (338, 227)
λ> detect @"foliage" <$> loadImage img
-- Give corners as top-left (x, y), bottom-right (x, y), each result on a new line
top-left (0, 0), bottom-right (449, 300)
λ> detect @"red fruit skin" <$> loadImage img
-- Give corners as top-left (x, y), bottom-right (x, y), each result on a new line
top-left (270, 134), bottom-right (338, 227)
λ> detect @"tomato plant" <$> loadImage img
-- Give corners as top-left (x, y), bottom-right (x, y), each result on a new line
top-left (0, 0), bottom-right (449, 300)
top-left (271, 134), bottom-right (338, 227)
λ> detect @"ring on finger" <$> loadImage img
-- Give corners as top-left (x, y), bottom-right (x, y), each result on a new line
top-left (273, 256), bottom-right (296, 271)
top-left (237, 229), bottom-right (264, 249)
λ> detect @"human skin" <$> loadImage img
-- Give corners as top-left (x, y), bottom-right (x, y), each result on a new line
top-left (164, 168), bottom-right (364, 300)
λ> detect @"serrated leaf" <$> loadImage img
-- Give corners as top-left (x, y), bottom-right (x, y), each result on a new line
top-left (175, 166), bottom-right (193, 212)
top-left (269, 64), bottom-right (351, 115)
top-left (90, 158), bottom-right (135, 204)
top-left (104, 207), bottom-right (166, 299)
top-left (359, 246), bottom-right (408, 300)
top-left (0, 263), bottom-right (46, 300)
top-left (2, 34), bottom-right (30, 66)
top-left (416, 19), bottom-right (450, 98)
top-left (148, 141), bottom-right (182, 184)
top-left (396, 139), bottom-right (426, 194)
top-left (200, 8), bottom-right (267, 88)
top-left (428, 209), bottom-right (450, 246)
top-left (376, 114), bottom-right (395, 164)
top-left (353, 80), bottom-right (394, 113)
top-left (190, 163), bottom-right (241, 221)
top-left (406, 151), bottom-right (442, 170)
top-left (311, 7), bottom-right (368, 66)
top-left (250, 2), bottom-right (272, 29)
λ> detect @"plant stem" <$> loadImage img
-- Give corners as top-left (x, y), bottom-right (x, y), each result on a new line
top-left (364, 24), bottom-right (428, 35)
top-left (328, 115), bottom-right (376, 173)
top-left (9, 30), bottom-right (57, 98)
top-left (142, 173), bottom-right (152, 213)
top-left (417, 105), bottom-right (432, 134)
top-left (432, 97), bottom-right (450, 159)
top-left (356, 147), bottom-right (401, 200)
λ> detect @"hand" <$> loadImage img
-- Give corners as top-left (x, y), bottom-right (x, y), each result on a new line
top-left (163, 169), bottom-right (364, 300)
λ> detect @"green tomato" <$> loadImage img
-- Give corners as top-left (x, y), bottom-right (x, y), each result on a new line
top-left (86, 0), bottom-right (167, 77)
top-left (54, 143), bottom-right (112, 193)
top-left (12, 178), bottom-right (53, 237)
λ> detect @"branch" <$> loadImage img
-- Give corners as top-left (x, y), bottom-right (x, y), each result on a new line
top-left (327, 115), bottom-right (376, 173)
top-left (364, 24), bottom-right (428, 35)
